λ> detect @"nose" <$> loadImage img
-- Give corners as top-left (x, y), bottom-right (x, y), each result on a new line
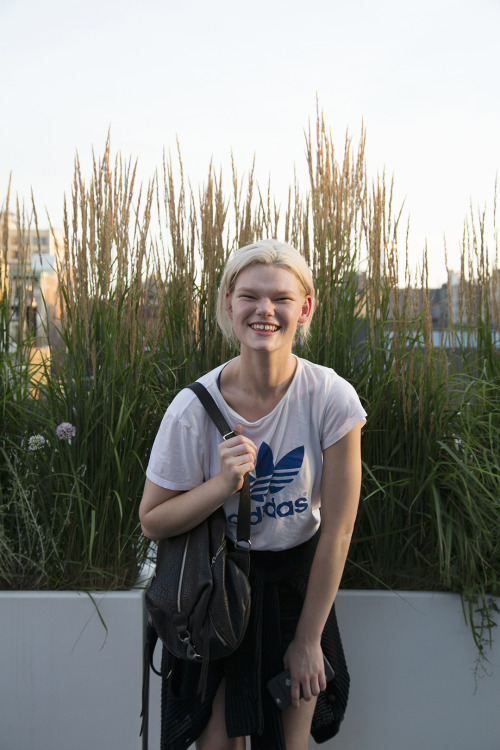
top-left (256, 297), bottom-right (274, 316)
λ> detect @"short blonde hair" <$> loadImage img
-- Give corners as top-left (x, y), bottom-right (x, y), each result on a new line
top-left (216, 239), bottom-right (315, 345)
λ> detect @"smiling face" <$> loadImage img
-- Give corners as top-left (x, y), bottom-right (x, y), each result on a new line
top-left (226, 264), bottom-right (312, 355)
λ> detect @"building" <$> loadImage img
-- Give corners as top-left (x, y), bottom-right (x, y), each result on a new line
top-left (428, 270), bottom-right (500, 348)
top-left (1, 211), bottom-right (65, 350)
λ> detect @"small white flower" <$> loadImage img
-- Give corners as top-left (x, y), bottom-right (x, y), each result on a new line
top-left (56, 422), bottom-right (77, 441)
top-left (28, 434), bottom-right (47, 451)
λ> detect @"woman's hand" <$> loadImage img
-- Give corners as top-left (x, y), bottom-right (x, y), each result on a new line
top-left (140, 424), bottom-right (256, 539)
top-left (283, 637), bottom-right (327, 709)
top-left (217, 424), bottom-right (257, 495)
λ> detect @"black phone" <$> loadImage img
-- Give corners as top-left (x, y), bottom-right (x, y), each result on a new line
top-left (266, 654), bottom-right (335, 710)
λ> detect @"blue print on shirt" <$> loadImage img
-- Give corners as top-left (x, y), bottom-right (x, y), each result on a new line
top-left (250, 443), bottom-right (304, 503)
top-left (227, 442), bottom-right (308, 527)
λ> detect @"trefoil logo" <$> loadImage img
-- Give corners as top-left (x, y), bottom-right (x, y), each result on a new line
top-left (227, 442), bottom-right (309, 526)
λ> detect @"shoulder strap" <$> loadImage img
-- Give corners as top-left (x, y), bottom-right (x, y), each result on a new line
top-left (186, 382), bottom-right (251, 547)
top-left (187, 381), bottom-right (237, 439)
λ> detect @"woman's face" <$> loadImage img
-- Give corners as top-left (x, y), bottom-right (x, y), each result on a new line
top-left (226, 264), bottom-right (312, 355)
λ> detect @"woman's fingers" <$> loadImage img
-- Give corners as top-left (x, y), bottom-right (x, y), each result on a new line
top-left (289, 682), bottom-right (299, 708)
top-left (290, 672), bottom-right (323, 708)
top-left (218, 429), bottom-right (257, 493)
top-left (221, 430), bottom-right (257, 463)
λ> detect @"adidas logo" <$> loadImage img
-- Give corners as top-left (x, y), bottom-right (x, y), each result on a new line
top-left (227, 442), bottom-right (309, 526)
top-left (250, 442), bottom-right (304, 503)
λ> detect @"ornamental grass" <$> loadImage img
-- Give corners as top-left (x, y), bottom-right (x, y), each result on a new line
top-left (0, 112), bottom-right (498, 656)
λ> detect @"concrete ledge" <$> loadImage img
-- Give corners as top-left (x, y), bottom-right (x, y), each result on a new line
top-left (0, 590), bottom-right (145, 750)
top-left (327, 591), bottom-right (500, 750)
top-left (145, 591), bottom-right (500, 749)
top-left (1, 590), bottom-right (498, 750)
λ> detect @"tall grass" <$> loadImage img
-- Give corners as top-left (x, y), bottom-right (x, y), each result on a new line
top-left (1, 145), bottom-right (166, 588)
top-left (0, 109), bottom-right (498, 663)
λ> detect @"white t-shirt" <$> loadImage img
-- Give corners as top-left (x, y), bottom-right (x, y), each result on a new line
top-left (146, 357), bottom-right (367, 551)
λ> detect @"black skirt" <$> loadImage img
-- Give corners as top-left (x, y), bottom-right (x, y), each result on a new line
top-left (159, 528), bottom-right (350, 750)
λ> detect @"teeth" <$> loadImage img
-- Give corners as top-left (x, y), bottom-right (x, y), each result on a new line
top-left (251, 324), bottom-right (278, 331)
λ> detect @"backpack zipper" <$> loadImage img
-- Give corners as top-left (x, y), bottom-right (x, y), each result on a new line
top-left (177, 532), bottom-right (190, 611)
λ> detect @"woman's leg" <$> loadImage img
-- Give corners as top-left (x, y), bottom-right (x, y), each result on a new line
top-left (281, 696), bottom-right (317, 750)
top-left (195, 678), bottom-right (245, 750)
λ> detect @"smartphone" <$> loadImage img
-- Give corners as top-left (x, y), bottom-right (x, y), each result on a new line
top-left (266, 654), bottom-right (335, 710)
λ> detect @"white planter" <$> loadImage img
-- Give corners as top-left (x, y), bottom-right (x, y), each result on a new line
top-left (146, 591), bottom-right (500, 750)
top-left (332, 591), bottom-right (500, 750)
top-left (0, 590), bottom-right (146, 750)
top-left (1, 590), bottom-right (498, 750)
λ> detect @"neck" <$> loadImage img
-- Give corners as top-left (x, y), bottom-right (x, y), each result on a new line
top-left (233, 350), bottom-right (297, 396)
top-left (220, 351), bottom-right (298, 421)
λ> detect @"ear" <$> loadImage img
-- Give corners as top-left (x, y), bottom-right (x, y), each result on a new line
top-left (225, 291), bottom-right (233, 320)
top-left (298, 294), bottom-right (313, 324)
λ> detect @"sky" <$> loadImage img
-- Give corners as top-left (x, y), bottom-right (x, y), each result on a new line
top-left (1, 0), bottom-right (499, 287)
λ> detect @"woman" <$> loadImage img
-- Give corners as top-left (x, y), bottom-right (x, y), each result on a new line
top-left (140, 239), bottom-right (366, 750)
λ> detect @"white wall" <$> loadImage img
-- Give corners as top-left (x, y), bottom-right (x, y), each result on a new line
top-left (147, 591), bottom-right (500, 750)
top-left (0, 591), bottom-right (145, 750)
top-left (330, 591), bottom-right (500, 750)
top-left (1, 590), bottom-right (498, 750)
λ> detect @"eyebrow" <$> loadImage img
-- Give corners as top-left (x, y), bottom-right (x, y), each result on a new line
top-left (235, 286), bottom-right (298, 296)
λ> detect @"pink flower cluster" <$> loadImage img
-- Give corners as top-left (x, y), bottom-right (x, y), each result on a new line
top-left (56, 422), bottom-right (77, 441)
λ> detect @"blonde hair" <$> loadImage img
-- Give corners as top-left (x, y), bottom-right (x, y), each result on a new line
top-left (216, 239), bottom-right (315, 345)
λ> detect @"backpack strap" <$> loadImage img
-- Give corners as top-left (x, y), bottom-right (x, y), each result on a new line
top-left (186, 381), bottom-right (251, 548)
